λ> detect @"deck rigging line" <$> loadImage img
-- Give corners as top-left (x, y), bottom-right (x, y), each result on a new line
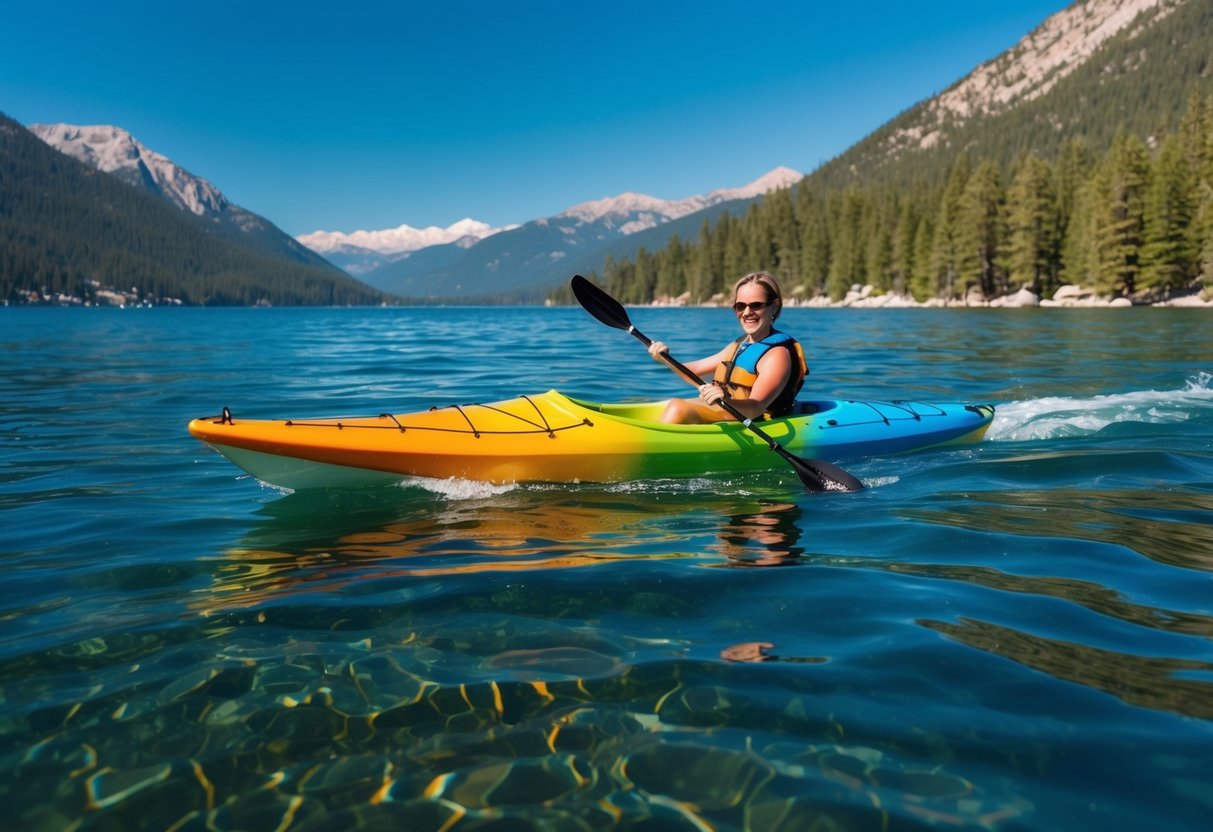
top-left (273, 398), bottom-right (593, 438)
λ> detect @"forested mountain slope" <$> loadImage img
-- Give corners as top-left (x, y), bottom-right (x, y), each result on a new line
top-left (1, 116), bottom-right (388, 306)
top-left (579, 0), bottom-right (1213, 305)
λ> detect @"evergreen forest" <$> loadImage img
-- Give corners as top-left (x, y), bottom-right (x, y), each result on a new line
top-left (567, 93), bottom-right (1213, 306)
top-left (559, 0), bottom-right (1213, 306)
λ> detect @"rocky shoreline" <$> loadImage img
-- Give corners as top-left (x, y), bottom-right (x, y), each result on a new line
top-left (659, 283), bottom-right (1213, 309)
top-left (809, 283), bottom-right (1213, 308)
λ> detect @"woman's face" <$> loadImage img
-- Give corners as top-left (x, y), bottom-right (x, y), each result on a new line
top-left (733, 282), bottom-right (776, 339)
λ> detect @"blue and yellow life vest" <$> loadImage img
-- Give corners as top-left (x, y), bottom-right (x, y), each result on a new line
top-left (712, 331), bottom-right (808, 417)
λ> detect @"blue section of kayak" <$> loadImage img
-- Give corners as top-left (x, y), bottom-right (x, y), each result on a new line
top-left (789, 399), bottom-right (995, 459)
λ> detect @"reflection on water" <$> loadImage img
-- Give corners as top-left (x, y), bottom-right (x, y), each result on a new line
top-left (196, 488), bottom-right (817, 616)
top-left (922, 617), bottom-right (1213, 720)
top-left (860, 558), bottom-right (1213, 640)
top-left (715, 501), bottom-right (805, 566)
top-left (904, 486), bottom-right (1213, 574)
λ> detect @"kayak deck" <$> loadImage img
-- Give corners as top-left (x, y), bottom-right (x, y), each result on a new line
top-left (188, 390), bottom-right (994, 489)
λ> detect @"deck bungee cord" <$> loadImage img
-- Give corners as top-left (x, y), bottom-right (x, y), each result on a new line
top-left (208, 396), bottom-right (595, 439)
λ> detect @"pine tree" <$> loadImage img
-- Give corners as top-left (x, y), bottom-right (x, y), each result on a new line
top-left (685, 220), bottom-right (715, 302)
top-left (926, 156), bottom-right (972, 299)
top-left (863, 190), bottom-right (896, 293)
top-left (654, 234), bottom-right (687, 301)
top-left (1093, 134), bottom-right (1150, 296)
top-left (766, 187), bottom-right (800, 284)
top-left (1180, 95), bottom-right (1213, 287)
top-left (1006, 153), bottom-right (1059, 296)
top-left (632, 248), bottom-right (657, 303)
top-left (797, 204), bottom-right (830, 298)
top-left (722, 211), bottom-right (751, 288)
top-left (890, 184), bottom-right (933, 297)
top-left (909, 211), bottom-right (937, 301)
top-left (826, 187), bottom-right (865, 300)
top-left (955, 160), bottom-right (1007, 299)
top-left (1140, 135), bottom-right (1197, 294)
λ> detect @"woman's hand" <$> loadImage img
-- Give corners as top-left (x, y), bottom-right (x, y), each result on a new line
top-left (648, 341), bottom-right (669, 361)
top-left (698, 383), bottom-right (724, 406)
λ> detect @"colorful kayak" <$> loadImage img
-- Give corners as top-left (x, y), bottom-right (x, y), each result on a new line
top-left (188, 390), bottom-right (994, 490)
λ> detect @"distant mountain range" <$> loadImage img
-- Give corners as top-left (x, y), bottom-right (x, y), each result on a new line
top-left (10, 0), bottom-right (1199, 306)
top-left (297, 218), bottom-right (518, 275)
top-left (1, 117), bottom-right (385, 305)
top-left (16, 119), bottom-right (801, 304)
top-left (314, 167), bottom-right (802, 302)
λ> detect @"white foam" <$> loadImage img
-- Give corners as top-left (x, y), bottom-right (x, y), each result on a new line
top-left (605, 477), bottom-right (720, 495)
top-left (988, 373), bottom-right (1212, 442)
top-left (399, 476), bottom-right (518, 500)
top-left (862, 476), bottom-right (900, 488)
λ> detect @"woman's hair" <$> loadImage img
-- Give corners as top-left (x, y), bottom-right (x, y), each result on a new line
top-left (732, 271), bottom-right (783, 319)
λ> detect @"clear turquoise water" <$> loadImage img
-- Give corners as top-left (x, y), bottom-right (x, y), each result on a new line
top-left (1, 306), bottom-right (1211, 831)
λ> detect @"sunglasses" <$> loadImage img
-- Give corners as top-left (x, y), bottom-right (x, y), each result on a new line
top-left (732, 301), bottom-right (770, 313)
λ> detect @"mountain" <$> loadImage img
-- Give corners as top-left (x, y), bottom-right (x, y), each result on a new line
top-left (883, 0), bottom-right (1178, 151)
top-left (29, 123), bottom-right (339, 271)
top-left (593, 0), bottom-right (1213, 305)
top-left (811, 0), bottom-right (1195, 190)
top-left (1, 115), bottom-right (387, 306)
top-left (351, 167), bottom-right (802, 302)
top-left (297, 218), bottom-right (517, 275)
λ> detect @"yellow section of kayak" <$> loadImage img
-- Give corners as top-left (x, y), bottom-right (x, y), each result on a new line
top-left (189, 390), bottom-right (673, 485)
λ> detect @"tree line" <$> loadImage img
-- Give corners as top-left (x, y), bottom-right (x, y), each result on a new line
top-left (566, 94), bottom-right (1213, 306)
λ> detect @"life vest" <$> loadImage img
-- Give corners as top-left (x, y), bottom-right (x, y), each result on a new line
top-left (712, 331), bottom-right (808, 417)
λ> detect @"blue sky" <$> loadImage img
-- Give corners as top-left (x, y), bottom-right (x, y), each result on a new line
top-left (4, 1), bottom-right (1071, 236)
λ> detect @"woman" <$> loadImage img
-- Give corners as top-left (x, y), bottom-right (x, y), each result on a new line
top-left (647, 272), bottom-right (807, 424)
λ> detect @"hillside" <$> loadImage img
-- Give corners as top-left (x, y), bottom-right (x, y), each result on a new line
top-left (28, 123), bottom-right (354, 274)
top-left (589, 0), bottom-right (1213, 305)
top-left (811, 0), bottom-right (1200, 191)
top-left (0, 116), bottom-right (388, 306)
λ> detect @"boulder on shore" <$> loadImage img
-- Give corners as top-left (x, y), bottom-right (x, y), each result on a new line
top-left (992, 288), bottom-right (1040, 307)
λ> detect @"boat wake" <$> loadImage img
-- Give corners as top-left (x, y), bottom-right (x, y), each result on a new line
top-left (399, 476), bottom-right (519, 500)
top-left (987, 372), bottom-right (1213, 442)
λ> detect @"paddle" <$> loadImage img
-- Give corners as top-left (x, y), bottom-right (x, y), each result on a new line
top-left (570, 275), bottom-right (863, 493)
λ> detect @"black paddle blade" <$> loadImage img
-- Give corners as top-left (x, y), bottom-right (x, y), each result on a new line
top-left (571, 275), bottom-right (632, 332)
top-left (789, 454), bottom-right (865, 492)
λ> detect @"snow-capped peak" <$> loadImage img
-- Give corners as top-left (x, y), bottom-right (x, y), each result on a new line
top-left (297, 218), bottom-right (516, 255)
top-left (297, 167), bottom-right (802, 257)
top-left (30, 123), bottom-right (229, 217)
top-left (720, 166), bottom-right (804, 199)
top-left (559, 167), bottom-right (803, 230)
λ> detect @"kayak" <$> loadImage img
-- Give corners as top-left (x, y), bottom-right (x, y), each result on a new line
top-left (188, 390), bottom-right (994, 491)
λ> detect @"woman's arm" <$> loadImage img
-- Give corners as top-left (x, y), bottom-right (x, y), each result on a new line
top-left (648, 341), bottom-right (731, 379)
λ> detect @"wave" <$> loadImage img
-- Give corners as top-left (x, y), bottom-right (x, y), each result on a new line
top-left (398, 476), bottom-right (518, 500)
top-left (987, 372), bottom-right (1213, 442)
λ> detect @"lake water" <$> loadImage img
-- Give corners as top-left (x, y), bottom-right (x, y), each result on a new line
top-left (1, 305), bottom-right (1211, 831)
